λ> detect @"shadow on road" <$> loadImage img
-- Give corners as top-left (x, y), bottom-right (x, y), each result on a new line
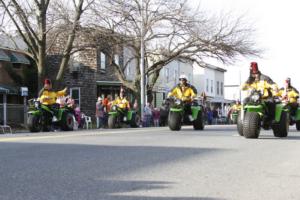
top-left (0, 143), bottom-right (228, 200)
top-left (257, 135), bottom-right (300, 140)
top-left (179, 125), bottom-right (237, 133)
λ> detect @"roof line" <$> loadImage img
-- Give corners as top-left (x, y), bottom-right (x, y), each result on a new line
top-left (0, 47), bottom-right (32, 59)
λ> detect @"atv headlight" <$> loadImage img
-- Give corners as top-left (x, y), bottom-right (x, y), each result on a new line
top-left (112, 105), bottom-right (117, 111)
top-left (34, 101), bottom-right (40, 108)
top-left (251, 94), bottom-right (260, 102)
top-left (175, 99), bottom-right (181, 105)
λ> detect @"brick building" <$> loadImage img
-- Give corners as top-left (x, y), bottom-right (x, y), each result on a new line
top-left (0, 47), bottom-right (34, 125)
top-left (47, 28), bottom-right (137, 119)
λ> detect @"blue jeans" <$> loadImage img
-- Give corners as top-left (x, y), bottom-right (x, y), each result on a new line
top-left (143, 114), bottom-right (152, 127)
top-left (96, 117), bottom-right (104, 128)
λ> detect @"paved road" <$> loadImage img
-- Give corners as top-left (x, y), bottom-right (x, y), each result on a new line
top-left (1, 125), bottom-right (300, 200)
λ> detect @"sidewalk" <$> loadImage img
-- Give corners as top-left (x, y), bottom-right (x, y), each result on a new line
top-left (0, 123), bottom-right (27, 134)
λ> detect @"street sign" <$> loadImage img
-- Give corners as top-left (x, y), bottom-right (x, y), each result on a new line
top-left (20, 87), bottom-right (28, 96)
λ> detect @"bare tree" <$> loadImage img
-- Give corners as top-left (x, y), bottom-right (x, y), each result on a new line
top-left (90, 0), bottom-right (261, 101)
top-left (0, 0), bottom-right (93, 89)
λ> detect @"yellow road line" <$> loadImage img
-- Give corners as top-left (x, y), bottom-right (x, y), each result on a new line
top-left (0, 127), bottom-right (169, 142)
top-left (0, 134), bottom-right (86, 142)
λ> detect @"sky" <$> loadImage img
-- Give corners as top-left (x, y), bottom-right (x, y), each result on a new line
top-left (189, 0), bottom-right (300, 98)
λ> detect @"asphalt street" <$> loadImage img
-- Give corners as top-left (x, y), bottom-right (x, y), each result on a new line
top-left (1, 125), bottom-right (300, 200)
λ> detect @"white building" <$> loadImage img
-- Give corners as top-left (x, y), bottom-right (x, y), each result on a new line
top-left (223, 68), bottom-right (243, 101)
top-left (153, 60), bottom-right (194, 107)
top-left (193, 63), bottom-right (230, 116)
top-left (224, 86), bottom-right (241, 102)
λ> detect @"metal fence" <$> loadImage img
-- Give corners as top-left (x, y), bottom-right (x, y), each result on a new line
top-left (0, 104), bottom-right (27, 125)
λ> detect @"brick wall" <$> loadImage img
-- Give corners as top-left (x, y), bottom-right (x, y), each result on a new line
top-left (46, 28), bottom-right (125, 119)
top-left (0, 62), bottom-right (14, 84)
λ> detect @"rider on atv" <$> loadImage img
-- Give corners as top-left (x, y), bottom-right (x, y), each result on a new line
top-left (167, 74), bottom-right (197, 121)
top-left (228, 100), bottom-right (242, 122)
top-left (242, 62), bottom-right (279, 121)
top-left (39, 79), bottom-right (67, 104)
top-left (230, 100), bottom-right (242, 112)
top-left (38, 79), bottom-right (67, 121)
top-left (111, 88), bottom-right (130, 120)
top-left (278, 78), bottom-right (299, 116)
top-left (112, 88), bottom-right (130, 109)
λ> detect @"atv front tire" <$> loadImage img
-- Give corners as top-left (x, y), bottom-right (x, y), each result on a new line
top-left (243, 112), bottom-right (261, 139)
top-left (168, 111), bottom-right (182, 131)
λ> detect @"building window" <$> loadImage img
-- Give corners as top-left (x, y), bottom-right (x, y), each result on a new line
top-left (221, 82), bottom-right (224, 95)
top-left (174, 70), bottom-right (177, 82)
top-left (70, 87), bottom-right (80, 107)
top-left (125, 57), bottom-right (133, 76)
top-left (206, 79), bottom-right (209, 92)
top-left (165, 68), bottom-right (169, 82)
top-left (217, 81), bottom-right (220, 95)
top-left (69, 52), bottom-right (82, 73)
top-left (211, 80), bottom-right (213, 93)
top-left (126, 66), bottom-right (130, 76)
top-left (114, 54), bottom-right (119, 66)
top-left (97, 51), bottom-right (106, 70)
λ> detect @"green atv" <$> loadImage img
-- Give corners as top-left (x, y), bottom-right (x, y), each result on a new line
top-left (292, 107), bottom-right (300, 131)
top-left (27, 99), bottom-right (74, 132)
top-left (237, 89), bottom-right (289, 138)
top-left (168, 98), bottom-right (204, 131)
top-left (230, 110), bottom-right (239, 124)
top-left (107, 105), bottom-right (140, 128)
top-left (281, 100), bottom-right (300, 130)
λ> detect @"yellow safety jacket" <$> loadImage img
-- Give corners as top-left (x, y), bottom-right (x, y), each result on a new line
top-left (278, 86), bottom-right (299, 104)
top-left (242, 74), bottom-right (278, 99)
top-left (231, 104), bottom-right (242, 111)
top-left (112, 97), bottom-right (130, 109)
top-left (168, 84), bottom-right (196, 102)
top-left (39, 88), bottom-right (66, 105)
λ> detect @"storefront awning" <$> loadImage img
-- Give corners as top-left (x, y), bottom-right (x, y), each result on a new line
top-left (0, 87), bottom-right (9, 94)
top-left (0, 84), bottom-right (19, 95)
top-left (0, 50), bottom-right (10, 62)
top-left (96, 81), bottom-right (122, 86)
top-left (209, 97), bottom-right (234, 104)
top-left (152, 86), bottom-right (171, 93)
top-left (9, 52), bottom-right (30, 65)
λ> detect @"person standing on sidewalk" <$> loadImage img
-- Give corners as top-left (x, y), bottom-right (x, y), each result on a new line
top-left (143, 102), bottom-right (153, 127)
top-left (96, 97), bottom-right (106, 129)
top-left (153, 107), bottom-right (160, 127)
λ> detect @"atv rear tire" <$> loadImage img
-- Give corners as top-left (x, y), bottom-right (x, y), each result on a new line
top-left (272, 111), bottom-right (289, 137)
top-left (108, 115), bottom-right (117, 129)
top-left (168, 111), bottom-right (182, 131)
top-left (296, 121), bottom-right (300, 131)
top-left (27, 115), bottom-right (42, 132)
top-left (243, 112), bottom-right (261, 139)
top-left (193, 111), bottom-right (204, 130)
top-left (61, 112), bottom-right (74, 131)
top-left (130, 114), bottom-right (141, 128)
top-left (237, 112), bottom-right (243, 136)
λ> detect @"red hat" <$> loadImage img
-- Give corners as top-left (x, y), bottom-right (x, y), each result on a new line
top-left (250, 62), bottom-right (259, 74)
top-left (44, 79), bottom-right (51, 85)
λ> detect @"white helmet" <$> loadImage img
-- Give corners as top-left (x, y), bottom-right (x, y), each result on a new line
top-left (179, 74), bottom-right (187, 80)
